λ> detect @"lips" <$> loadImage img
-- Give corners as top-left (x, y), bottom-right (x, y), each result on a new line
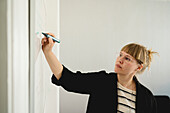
top-left (116, 64), bottom-right (122, 68)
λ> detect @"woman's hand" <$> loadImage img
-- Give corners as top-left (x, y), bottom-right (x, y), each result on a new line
top-left (41, 33), bottom-right (55, 54)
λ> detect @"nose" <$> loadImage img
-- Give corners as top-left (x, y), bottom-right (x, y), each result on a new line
top-left (119, 58), bottom-right (123, 64)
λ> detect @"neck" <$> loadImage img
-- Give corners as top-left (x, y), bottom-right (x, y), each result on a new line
top-left (117, 73), bottom-right (136, 90)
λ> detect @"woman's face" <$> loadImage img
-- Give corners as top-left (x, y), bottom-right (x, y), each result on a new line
top-left (114, 51), bottom-right (139, 75)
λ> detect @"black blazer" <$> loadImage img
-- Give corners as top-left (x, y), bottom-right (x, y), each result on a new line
top-left (52, 65), bottom-right (157, 113)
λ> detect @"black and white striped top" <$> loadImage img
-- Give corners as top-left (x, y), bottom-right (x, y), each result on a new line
top-left (117, 82), bottom-right (136, 113)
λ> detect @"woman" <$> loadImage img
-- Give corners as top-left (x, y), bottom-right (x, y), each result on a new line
top-left (42, 33), bottom-right (157, 113)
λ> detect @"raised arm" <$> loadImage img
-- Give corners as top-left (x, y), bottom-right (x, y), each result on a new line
top-left (41, 33), bottom-right (63, 80)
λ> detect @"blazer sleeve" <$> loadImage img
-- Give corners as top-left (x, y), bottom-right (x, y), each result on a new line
top-left (51, 65), bottom-right (107, 94)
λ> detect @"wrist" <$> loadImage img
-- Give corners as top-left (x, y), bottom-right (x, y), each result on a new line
top-left (43, 50), bottom-right (53, 56)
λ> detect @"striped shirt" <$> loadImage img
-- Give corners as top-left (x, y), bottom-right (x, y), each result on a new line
top-left (117, 82), bottom-right (136, 113)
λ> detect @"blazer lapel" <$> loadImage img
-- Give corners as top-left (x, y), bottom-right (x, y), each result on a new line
top-left (134, 76), bottom-right (144, 113)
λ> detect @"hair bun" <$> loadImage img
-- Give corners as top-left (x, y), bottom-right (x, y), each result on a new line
top-left (147, 49), bottom-right (158, 69)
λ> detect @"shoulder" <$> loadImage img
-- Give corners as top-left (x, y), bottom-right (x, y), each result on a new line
top-left (139, 82), bottom-right (151, 92)
top-left (134, 76), bottom-right (154, 97)
top-left (138, 82), bottom-right (154, 97)
top-left (135, 76), bottom-right (156, 103)
top-left (137, 82), bottom-right (157, 113)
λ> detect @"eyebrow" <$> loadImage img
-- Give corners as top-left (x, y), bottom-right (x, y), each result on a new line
top-left (120, 52), bottom-right (132, 58)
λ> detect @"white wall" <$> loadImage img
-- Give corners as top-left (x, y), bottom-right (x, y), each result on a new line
top-left (59, 0), bottom-right (170, 113)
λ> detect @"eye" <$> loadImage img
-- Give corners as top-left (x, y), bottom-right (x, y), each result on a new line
top-left (125, 57), bottom-right (131, 61)
top-left (119, 53), bottom-right (122, 57)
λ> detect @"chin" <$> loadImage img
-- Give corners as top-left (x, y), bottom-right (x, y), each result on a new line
top-left (114, 68), bottom-right (120, 73)
top-left (114, 68), bottom-right (125, 75)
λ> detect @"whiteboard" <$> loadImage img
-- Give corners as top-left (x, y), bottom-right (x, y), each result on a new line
top-left (30, 0), bottom-right (59, 113)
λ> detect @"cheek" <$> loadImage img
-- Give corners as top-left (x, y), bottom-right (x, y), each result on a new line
top-left (124, 63), bottom-right (136, 71)
top-left (126, 63), bottom-right (132, 67)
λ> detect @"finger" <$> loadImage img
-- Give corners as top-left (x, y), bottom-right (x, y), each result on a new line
top-left (41, 38), bottom-right (45, 45)
top-left (41, 37), bottom-right (47, 45)
top-left (48, 37), bottom-right (54, 44)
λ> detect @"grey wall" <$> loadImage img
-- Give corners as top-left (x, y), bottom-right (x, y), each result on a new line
top-left (59, 0), bottom-right (170, 113)
top-left (0, 0), bottom-right (7, 113)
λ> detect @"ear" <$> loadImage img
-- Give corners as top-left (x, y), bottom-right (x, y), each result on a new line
top-left (137, 64), bottom-right (143, 71)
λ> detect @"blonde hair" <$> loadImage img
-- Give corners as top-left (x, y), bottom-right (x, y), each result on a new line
top-left (121, 43), bottom-right (158, 74)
